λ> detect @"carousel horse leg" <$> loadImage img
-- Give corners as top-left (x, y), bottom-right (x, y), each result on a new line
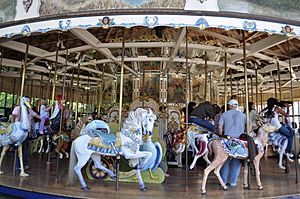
top-left (254, 152), bottom-right (264, 190)
top-left (190, 154), bottom-right (201, 170)
top-left (45, 136), bottom-right (51, 154)
top-left (203, 151), bottom-right (211, 165)
top-left (38, 136), bottom-right (44, 153)
top-left (243, 160), bottom-right (249, 189)
top-left (17, 144), bottom-right (29, 177)
top-left (55, 139), bottom-right (64, 159)
top-left (0, 146), bottom-right (10, 174)
top-left (61, 142), bottom-right (70, 159)
top-left (91, 154), bottom-right (116, 178)
top-left (201, 157), bottom-right (227, 194)
top-left (136, 168), bottom-right (148, 192)
top-left (278, 140), bottom-right (288, 170)
top-left (74, 154), bottom-right (90, 190)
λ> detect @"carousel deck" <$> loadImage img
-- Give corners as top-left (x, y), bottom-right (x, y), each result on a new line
top-left (0, 153), bottom-right (300, 199)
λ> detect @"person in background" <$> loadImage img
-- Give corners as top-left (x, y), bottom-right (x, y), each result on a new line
top-left (39, 99), bottom-right (52, 134)
top-left (265, 98), bottom-right (294, 158)
top-left (189, 101), bottom-right (218, 132)
top-left (219, 99), bottom-right (246, 187)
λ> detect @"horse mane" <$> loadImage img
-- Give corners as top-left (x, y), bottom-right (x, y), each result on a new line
top-left (122, 108), bottom-right (148, 131)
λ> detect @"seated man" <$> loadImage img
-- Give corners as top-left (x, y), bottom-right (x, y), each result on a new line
top-left (189, 101), bottom-right (217, 133)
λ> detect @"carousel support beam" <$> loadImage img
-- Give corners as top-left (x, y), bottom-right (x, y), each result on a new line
top-left (287, 38), bottom-right (298, 183)
top-left (231, 35), bottom-right (287, 62)
top-left (70, 28), bottom-right (138, 76)
top-left (168, 27), bottom-right (186, 69)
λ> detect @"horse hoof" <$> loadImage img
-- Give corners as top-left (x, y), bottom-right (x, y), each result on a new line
top-left (223, 186), bottom-right (228, 191)
top-left (201, 191), bottom-right (207, 195)
top-left (0, 171), bottom-right (4, 175)
top-left (258, 186), bottom-right (263, 190)
top-left (110, 175), bottom-right (117, 180)
top-left (140, 187), bottom-right (148, 192)
top-left (81, 186), bottom-right (90, 191)
top-left (244, 186), bottom-right (249, 189)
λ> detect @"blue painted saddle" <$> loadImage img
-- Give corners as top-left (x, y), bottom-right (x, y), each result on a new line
top-left (87, 131), bottom-right (121, 156)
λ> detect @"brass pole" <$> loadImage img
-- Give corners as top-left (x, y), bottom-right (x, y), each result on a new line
top-left (51, 35), bottom-right (60, 107)
top-left (75, 63), bottom-right (80, 123)
top-left (184, 27), bottom-right (189, 190)
top-left (250, 75), bottom-right (254, 102)
top-left (118, 28), bottom-right (125, 131)
top-left (142, 66), bottom-right (145, 108)
top-left (20, 40), bottom-right (29, 98)
top-left (255, 65), bottom-right (259, 110)
top-left (230, 69), bottom-right (233, 98)
top-left (237, 80), bottom-right (239, 103)
top-left (40, 74), bottom-right (44, 98)
top-left (209, 71), bottom-right (212, 102)
top-left (224, 52), bottom-right (228, 111)
top-left (98, 66), bottom-right (105, 117)
top-left (273, 73), bottom-right (277, 99)
top-left (260, 88), bottom-right (263, 110)
top-left (12, 79), bottom-right (16, 107)
top-left (287, 38), bottom-right (298, 183)
top-left (243, 31), bottom-right (250, 135)
top-left (276, 59), bottom-right (282, 100)
top-left (0, 48), bottom-right (3, 74)
top-left (204, 51), bottom-right (208, 100)
top-left (70, 68), bottom-right (75, 110)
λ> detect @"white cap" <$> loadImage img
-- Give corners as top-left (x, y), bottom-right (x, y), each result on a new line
top-left (228, 99), bottom-right (238, 106)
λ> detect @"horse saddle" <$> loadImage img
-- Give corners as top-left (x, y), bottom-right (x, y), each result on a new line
top-left (88, 132), bottom-right (122, 155)
top-left (220, 138), bottom-right (249, 159)
top-left (0, 123), bottom-right (13, 135)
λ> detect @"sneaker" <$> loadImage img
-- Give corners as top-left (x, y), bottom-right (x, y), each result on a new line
top-left (286, 153), bottom-right (294, 158)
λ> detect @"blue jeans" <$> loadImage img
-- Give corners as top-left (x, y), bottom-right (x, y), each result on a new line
top-left (189, 117), bottom-right (215, 133)
top-left (278, 125), bottom-right (294, 153)
top-left (220, 158), bottom-right (241, 187)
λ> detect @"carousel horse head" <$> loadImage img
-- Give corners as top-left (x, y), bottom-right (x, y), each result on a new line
top-left (122, 108), bottom-right (156, 136)
top-left (141, 108), bottom-right (156, 136)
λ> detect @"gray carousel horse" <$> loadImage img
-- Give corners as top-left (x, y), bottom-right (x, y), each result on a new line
top-left (0, 97), bottom-right (31, 177)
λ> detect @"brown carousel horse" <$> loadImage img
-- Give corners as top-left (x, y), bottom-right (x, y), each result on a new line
top-left (53, 115), bottom-right (93, 159)
top-left (201, 123), bottom-right (278, 194)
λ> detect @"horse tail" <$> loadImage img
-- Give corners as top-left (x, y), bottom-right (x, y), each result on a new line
top-left (68, 141), bottom-right (77, 185)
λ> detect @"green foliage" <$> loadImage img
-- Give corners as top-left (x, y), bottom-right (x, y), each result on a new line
top-left (249, 0), bottom-right (300, 10)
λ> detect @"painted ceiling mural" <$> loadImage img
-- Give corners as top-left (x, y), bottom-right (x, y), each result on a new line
top-left (0, 0), bottom-right (299, 23)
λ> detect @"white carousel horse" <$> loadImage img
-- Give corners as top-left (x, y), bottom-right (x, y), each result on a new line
top-left (184, 0), bottom-right (219, 11)
top-left (201, 123), bottom-right (278, 194)
top-left (0, 97), bottom-right (31, 177)
top-left (68, 108), bottom-right (157, 191)
top-left (268, 131), bottom-right (293, 170)
top-left (186, 124), bottom-right (212, 170)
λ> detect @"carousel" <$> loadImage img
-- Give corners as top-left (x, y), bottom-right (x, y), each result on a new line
top-left (0, 0), bottom-right (300, 198)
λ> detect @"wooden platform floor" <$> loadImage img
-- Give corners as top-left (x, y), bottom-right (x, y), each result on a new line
top-left (0, 153), bottom-right (300, 199)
